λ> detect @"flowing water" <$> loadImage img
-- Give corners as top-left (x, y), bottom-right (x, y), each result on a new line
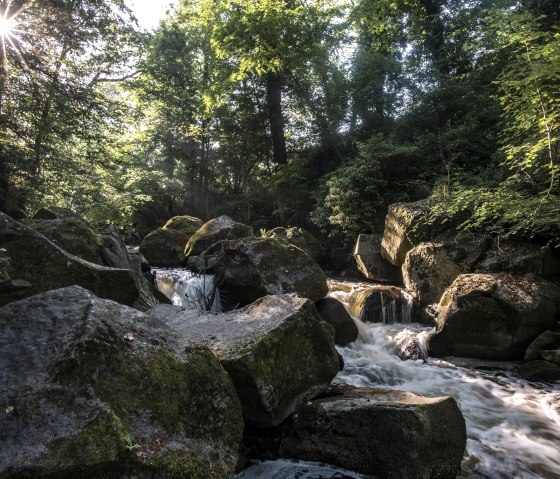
top-left (237, 280), bottom-right (560, 479)
top-left (153, 268), bottom-right (222, 312)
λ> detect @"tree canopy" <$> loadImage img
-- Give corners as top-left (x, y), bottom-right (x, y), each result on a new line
top-left (1, 0), bottom-right (558, 245)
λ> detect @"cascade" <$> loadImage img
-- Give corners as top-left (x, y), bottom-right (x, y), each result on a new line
top-left (237, 279), bottom-right (560, 479)
top-left (154, 269), bottom-right (222, 312)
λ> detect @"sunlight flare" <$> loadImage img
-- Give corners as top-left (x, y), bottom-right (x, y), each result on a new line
top-left (0, 17), bottom-right (13, 37)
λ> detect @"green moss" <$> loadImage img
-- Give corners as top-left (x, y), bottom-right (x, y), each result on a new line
top-left (46, 412), bottom-right (129, 470)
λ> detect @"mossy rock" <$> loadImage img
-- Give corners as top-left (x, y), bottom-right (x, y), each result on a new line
top-left (201, 236), bottom-right (328, 309)
top-left (139, 228), bottom-right (190, 267)
top-left (148, 294), bottom-right (340, 428)
top-left (266, 227), bottom-right (321, 262)
top-left (184, 215), bottom-right (254, 258)
top-left (353, 234), bottom-right (401, 283)
top-left (163, 215), bottom-right (204, 236)
top-left (245, 383), bottom-right (466, 479)
top-left (22, 217), bottom-right (104, 264)
top-left (0, 287), bottom-right (243, 478)
top-left (0, 213), bottom-right (143, 308)
top-left (428, 274), bottom-right (560, 360)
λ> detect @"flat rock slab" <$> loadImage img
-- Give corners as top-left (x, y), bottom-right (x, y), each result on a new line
top-left (245, 383), bottom-right (467, 479)
top-left (0, 286), bottom-right (243, 479)
top-left (148, 294), bottom-right (340, 427)
top-left (354, 234), bottom-right (401, 283)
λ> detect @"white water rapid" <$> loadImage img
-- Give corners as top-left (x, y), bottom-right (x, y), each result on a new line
top-left (154, 269), bottom-right (222, 312)
top-left (237, 280), bottom-right (560, 479)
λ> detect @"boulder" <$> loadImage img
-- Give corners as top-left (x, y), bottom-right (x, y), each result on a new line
top-left (163, 215), bottom-right (204, 236)
top-left (524, 330), bottom-right (560, 361)
top-left (380, 199), bottom-right (437, 266)
top-left (347, 285), bottom-right (414, 324)
top-left (0, 287), bottom-right (244, 479)
top-left (265, 227), bottom-right (321, 262)
top-left (22, 217), bottom-right (104, 264)
top-left (477, 241), bottom-right (560, 281)
top-left (519, 360), bottom-right (560, 382)
top-left (403, 233), bottom-right (489, 308)
top-left (99, 224), bottom-right (131, 269)
top-left (0, 212), bottom-right (143, 308)
top-left (316, 297), bottom-right (359, 345)
top-left (198, 237), bottom-right (328, 309)
top-left (139, 228), bottom-right (190, 267)
top-left (245, 384), bottom-right (466, 479)
top-left (428, 274), bottom-right (560, 360)
top-left (353, 234), bottom-right (401, 283)
top-left (540, 349), bottom-right (560, 364)
top-left (148, 294), bottom-right (340, 428)
top-left (32, 206), bottom-right (82, 220)
top-left (184, 215), bottom-right (254, 257)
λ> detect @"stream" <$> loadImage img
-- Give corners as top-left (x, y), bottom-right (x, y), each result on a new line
top-left (154, 271), bottom-right (560, 479)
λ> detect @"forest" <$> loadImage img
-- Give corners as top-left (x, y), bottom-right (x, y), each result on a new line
top-left (0, 0), bottom-right (558, 249)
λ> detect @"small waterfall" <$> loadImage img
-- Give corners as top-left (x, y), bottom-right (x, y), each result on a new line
top-left (154, 269), bottom-right (221, 312)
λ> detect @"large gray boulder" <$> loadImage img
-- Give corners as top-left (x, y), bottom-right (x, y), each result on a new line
top-left (380, 199), bottom-right (437, 266)
top-left (403, 233), bottom-right (489, 307)
top-left (354, 234), bottom-right (401, 283)
top-left (197, 237), bottom-right (328, 309)
top-left (139, 227), bottom-right (190, 267)
top-left (148, 294), bottom-right (340, 428)
top-left (316, 297), bottom-right (359, 345)
top-left (428, 274), bottom-right (560, 360)
top-left (0, 213), bottom-right (143, 308)
top-left (265, 227), bottom-right (321, 262)
top-left (184, 215), bottom-right (254, 258)
top-left (22, 216), bottom-right (104, 264)
top-left (245, 384), bottom-right (466, 479)
top-left (0, 287), bottom-right (244, 479)
top-left (163, 215), bottom-right (204, 236)
top-left (99, 224), bottom-right (131, 269)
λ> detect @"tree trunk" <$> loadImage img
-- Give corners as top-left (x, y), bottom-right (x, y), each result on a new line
top-left (266, 73), bottom-right (288, 165)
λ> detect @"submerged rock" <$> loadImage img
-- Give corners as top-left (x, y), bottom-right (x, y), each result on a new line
top-left (0, 287), bottom-right (244, 479)
top-left (245, 383), bottom-right (466, 479)
top-left (0, 212), bottom-right (143, 308)
top-left (148, 294), bottom-right (340, 428)
top-left (265, 227), bottom-right (321, 262)
top-left (199, 237), bottom-right (328, 309)
top-left (184, 215), bottom-right (254, 258)
top-left (139, 227), bottom-right (190, 267)
top-left (353, 234), bottom-right (401, 283)
top-left (428, 274), bottom-right (560, 360)
top-left (316, 297), bottom-right (359, 345)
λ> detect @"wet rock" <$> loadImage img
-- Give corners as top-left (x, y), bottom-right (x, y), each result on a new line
top-left (184, 215), bottom-right (254, 258)
top-left (353, 234), bottom-right (401, 283)
top-left (540, 349), bottom-right (560, 364)
top-left (245, 383), bottom-right (466, 479)
top-left (316, 297), bottom-right (359, 345)
top-left (0, 213), bottom-right (143, 308)
top-left (163, 215), bottom-right (204, 236)
top-left (148, 294), bottom-right (339, 428)
top-left (265, 227), bottom-right (321, 262)
top-left (200, 237), bottom-right (328, 309)
top-left (524, 330), bottom-right (560, 361)
top-left (347, 285), bottom-right (414, 324)
top-left (139, 228), bottom-right (190, 267)
top-left (99, 224), bottom-right (131, 269)
top-left (0, 287), bottom-right (244, 479)
top-left (22, 217), bottom-right (104, 264)
top-left (397, 337), bottom-right (427, 362)
top-left (428, 274), bottom-right (560, 360)
top-left (520, 360), bottom-right (560, 382)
